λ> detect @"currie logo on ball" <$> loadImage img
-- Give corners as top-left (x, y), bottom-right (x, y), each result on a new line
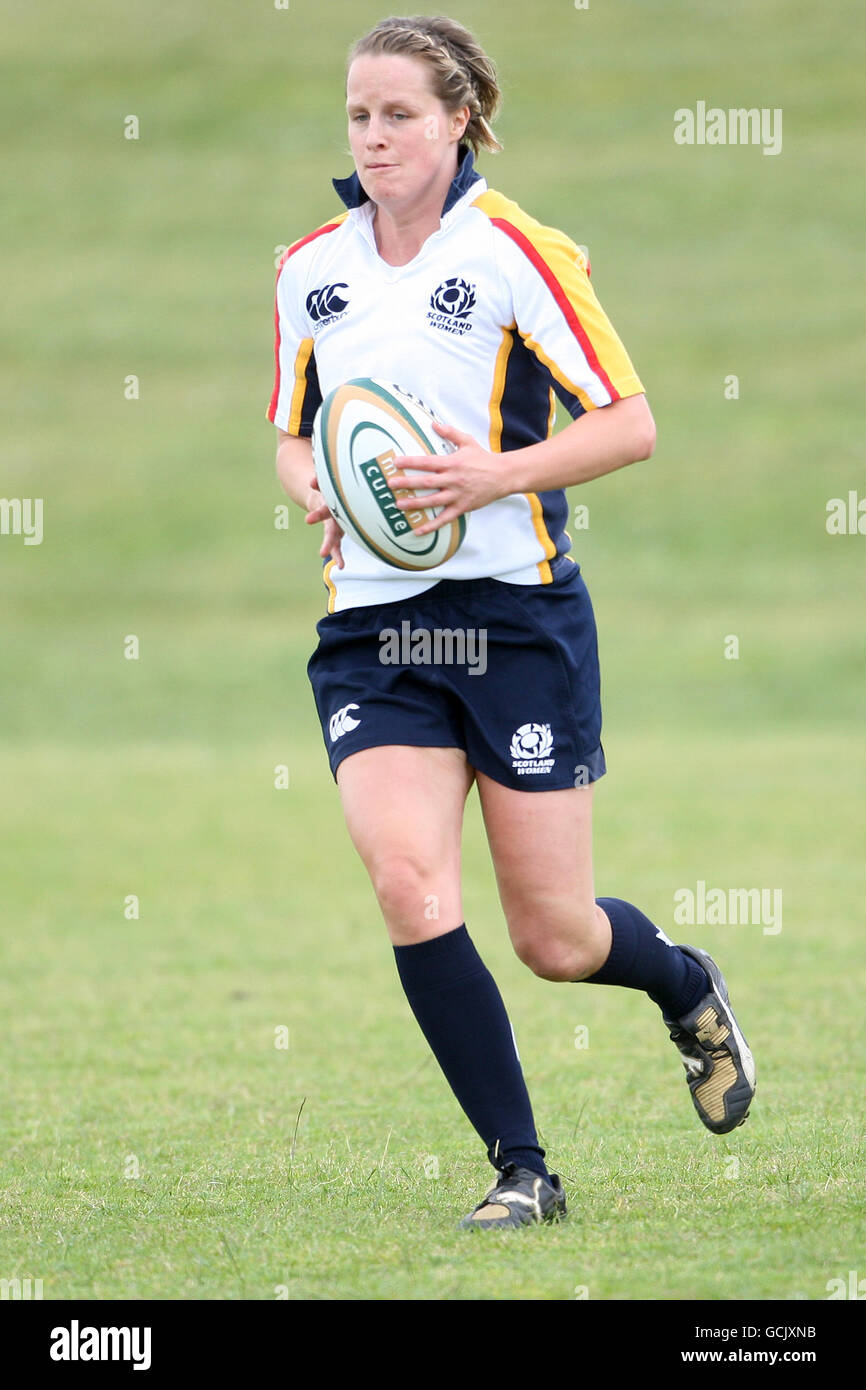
top-left (356, 449), bottom-right (428, 539)
top-left (428, 277), bottom-right (476, 336)
top-left (306, 283), bottom-right (350, 326)
top-left (510, 723), bottom-right (555, 775)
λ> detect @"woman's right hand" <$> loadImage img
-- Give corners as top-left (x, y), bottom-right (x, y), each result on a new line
top-left (305, 477), bottom-right (345, 569)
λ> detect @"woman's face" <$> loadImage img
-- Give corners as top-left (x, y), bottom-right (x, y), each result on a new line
top-left (346, 54), bottom-right (467, 213)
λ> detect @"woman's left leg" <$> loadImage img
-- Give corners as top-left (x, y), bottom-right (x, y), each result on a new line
top-left (477, 772), bottom-right (756, 1134)
top-left (477, 774), bottom-right (712, 1011)
top-left (476, 777), bottom-right (610, 981)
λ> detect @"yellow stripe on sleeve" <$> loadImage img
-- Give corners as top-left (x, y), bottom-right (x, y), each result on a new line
top-left (519, 329), bottom-right (597, 414)
top-left (288, 338), bottom-right (315, 436)
top-left (546, 387), bottom-right (557, 439)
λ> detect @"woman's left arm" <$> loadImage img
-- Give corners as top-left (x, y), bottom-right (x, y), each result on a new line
top-left (389, 393), bottom-right (656, 536)
top-left (501, 391), bottom-right (655, 493)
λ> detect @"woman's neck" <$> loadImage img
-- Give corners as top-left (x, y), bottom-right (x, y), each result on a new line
top-left (373, 203), bottom-right (442, 266)
top-left (371, 156), bottom-right (460, 266)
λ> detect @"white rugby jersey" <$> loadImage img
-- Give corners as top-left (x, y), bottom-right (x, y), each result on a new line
top-left (268, 148), bottom-right (644, 612)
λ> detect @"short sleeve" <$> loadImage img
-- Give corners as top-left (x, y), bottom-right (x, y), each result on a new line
top-left (481, 194), bottom-right (645, 417)
top-left (266, 251), bottom-right (322, 435)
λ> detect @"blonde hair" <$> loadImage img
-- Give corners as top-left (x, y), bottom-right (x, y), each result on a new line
top-left (349, 14), bottom-right (502, 156)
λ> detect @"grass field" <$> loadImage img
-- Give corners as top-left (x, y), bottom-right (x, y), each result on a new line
top-left (1, 0), bottom-right (864, 1301)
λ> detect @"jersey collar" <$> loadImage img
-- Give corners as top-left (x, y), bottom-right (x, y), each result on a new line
top-left (332, 144), bottom-right (482, 216)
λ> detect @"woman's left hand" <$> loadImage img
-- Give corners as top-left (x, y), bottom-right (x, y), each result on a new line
top-left (386, 421), bottom-right (506, 535)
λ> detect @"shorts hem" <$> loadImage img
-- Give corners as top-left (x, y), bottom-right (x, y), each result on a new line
top-left (466, 746), bottom-right (607, 792)
top-left (328, 737), bottom-right (464, 782)
top-left (327, 739), bottom-right (606, 789)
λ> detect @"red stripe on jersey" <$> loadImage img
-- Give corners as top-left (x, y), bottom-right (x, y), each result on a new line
top-left (267, 291), bottom-right (283, 424)
top-left (267, 220), bottom-right (343, 425)
top-left (489, 217), bottom-right (619, 403)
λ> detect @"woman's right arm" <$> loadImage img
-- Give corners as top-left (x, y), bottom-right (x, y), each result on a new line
top-left (276, 428), bottom-right (344, 567)
top-left (276, 428), bottom-right (315, 509)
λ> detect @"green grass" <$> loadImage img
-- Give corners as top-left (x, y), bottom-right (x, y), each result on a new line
top-left (1, 734), bottom-right (863, 1299)
top-left (1, 0), bottom-right (864, 1299)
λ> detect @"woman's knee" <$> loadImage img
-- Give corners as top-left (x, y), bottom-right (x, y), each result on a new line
top-left (509, 903), bottom-right (610, 982)
top-left (367, 849), bottom-right (459, 943)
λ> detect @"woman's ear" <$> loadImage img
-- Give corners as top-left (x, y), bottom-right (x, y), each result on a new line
top-left (451, 105), bottom-right (470, 139)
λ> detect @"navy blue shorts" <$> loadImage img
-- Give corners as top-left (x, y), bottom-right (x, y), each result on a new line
top-left (306, 555), bottom-right (606, 791)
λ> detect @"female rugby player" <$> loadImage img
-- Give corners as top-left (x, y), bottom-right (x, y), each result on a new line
top-left (269, 14), bottom-right (755, 1229)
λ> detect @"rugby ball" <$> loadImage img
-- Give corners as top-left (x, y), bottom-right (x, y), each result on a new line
top-left (312, 378), bottom-right (466, 570)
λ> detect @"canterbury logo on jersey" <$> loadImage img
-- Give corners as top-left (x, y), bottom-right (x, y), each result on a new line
top-left (307, 283), bottom-right (350, 325)
top-left (428, 277), bottom-right (476, 336)
top-left (329, 703), bottom-right (361, 742)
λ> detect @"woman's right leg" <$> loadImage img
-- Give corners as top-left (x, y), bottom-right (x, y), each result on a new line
top-left (336, 743), bottom-right (550, 1181)
top-left (337, 744), bottom-right (473, 945)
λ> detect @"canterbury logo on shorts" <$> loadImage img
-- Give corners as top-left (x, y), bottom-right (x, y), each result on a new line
top-left (329, 703), bottom-right (361, 742)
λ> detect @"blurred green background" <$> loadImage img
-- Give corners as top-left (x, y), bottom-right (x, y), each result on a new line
top-left (1, 0), bottom-right (863, 1301)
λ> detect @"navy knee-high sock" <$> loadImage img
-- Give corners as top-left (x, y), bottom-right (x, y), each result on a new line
top-left (393, 924), bottom-right (549, 1178)
top-left (584, 898), bottom-right (710, 1018)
